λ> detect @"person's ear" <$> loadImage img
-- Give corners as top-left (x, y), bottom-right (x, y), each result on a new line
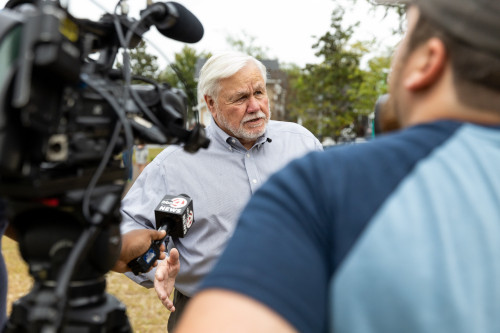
top-left (404, 38), bottom-right (447, 91)
top-left (204, 95), bottom-right (217, 118)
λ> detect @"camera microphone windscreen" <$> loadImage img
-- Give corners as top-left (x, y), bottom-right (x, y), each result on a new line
top-left (149, 2), bottom-right (204, 43)
top-left (154, 194), bottom-right (194, 238)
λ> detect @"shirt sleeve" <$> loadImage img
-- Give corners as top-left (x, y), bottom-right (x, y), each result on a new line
top-left (120, 161), bottom-right (166, 234)
top-left (120, 158), bottom-right (168, 287)
top-left (199, 151), bottom-right (332, 333)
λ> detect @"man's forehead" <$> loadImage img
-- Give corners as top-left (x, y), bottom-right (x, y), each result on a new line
top-left (218, 73), bottom-right (265, 99)
top-left (224, 81), bottom-right (265, 95)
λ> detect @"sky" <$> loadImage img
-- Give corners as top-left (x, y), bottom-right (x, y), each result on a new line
top-left (0, 0), bottom-right (403, 68)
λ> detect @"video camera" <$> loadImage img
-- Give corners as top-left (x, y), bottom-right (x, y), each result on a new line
top-left (0, 0), bottom-right (209, 331)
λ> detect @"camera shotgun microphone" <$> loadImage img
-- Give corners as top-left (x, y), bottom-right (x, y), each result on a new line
top-left (143, 2), bottom-right (204, 43)
top-left (127, 194), bottom-right (194, 275)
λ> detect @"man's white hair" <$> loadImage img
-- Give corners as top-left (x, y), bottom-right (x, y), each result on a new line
top-left (197, 51), bottom-right (267, 107)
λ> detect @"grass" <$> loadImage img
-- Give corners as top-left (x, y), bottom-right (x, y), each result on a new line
top-left (3, 237), bottom-right (171, 332)
top-left (147, 147), bottom-right (163, 163)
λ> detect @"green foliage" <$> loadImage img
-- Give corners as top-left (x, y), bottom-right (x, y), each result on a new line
top-left (116, 41), bottom-right (160, 81)
top-left (158, 46), bottom-right (210, 110)
top-left (357, 53), bottom-right (391, 113)
top-left (287, 8), bottom-right (363, 139)
top-left (286, 6), bottom-right (391, 140)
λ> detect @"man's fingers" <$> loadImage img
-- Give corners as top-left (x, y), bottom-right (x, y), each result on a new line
top-left (155, 260), bottom-right (166, 281)
top-left (153, 229), bottom-right (167, 240)
top-left (156, 284), bottom-right (166, 300)
top-left (165, 301), bottom-right (175, 312)
top-left (168, 248), bottom-right (179, 264)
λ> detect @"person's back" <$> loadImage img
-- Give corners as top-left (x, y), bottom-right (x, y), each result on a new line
top-left (181, 121), bottom-right (500, 332)
top-left (330, 121), bottom-right (500, 332)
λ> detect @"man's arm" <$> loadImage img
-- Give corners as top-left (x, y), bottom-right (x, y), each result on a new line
top-left (175, 289), bottom-right (298, 333)
top-left (118, 158), bottom-right (169, 281)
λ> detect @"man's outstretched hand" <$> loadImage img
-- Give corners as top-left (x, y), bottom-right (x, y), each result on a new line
top-left (112, 229), bottom-right (167, 273)
top-left (154, 248), bottom-right (180, 311)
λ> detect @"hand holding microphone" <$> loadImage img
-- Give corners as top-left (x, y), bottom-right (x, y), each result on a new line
top-left (112, 228), bottom-right (168, 273)
top-left (127, 194), bottom-right (194, 275)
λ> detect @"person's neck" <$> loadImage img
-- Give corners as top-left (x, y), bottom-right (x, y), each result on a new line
top-left (404, 80), bottom-right (500, 127)
top-left (241, 140), bottom-right (256, 150)
top-left (406, 98), bottom-right (500, 127)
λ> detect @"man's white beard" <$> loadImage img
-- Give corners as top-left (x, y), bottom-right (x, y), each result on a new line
top-left (217, 109), bottom-right (271, 141)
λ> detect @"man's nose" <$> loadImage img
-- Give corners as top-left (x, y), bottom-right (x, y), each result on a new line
top-left (246, 96), bottom-right (260, 113)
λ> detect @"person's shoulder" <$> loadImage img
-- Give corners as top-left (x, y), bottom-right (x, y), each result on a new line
top-left (267, 120), bottom-right (319, 144)
top-left (268, 120), bottom-right (312, 134)
top-left (305, 120), bottom-right (465, 177)
top-left (368, 120), bottom-right (463, 155)
top-left (150, 144), bottom-right (186, 164)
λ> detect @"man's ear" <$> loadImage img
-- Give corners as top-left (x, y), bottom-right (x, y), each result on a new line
top-left (204, 95), bottom-right (217, 118)
top-left (404, 38), bottom-right (447, 91)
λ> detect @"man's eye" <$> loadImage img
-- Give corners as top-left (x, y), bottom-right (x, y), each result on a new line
top-left (233, 96), bottom-right (246, 104)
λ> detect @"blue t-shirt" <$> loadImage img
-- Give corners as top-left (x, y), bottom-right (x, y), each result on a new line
top-left (200, 121), bottom-right (500, 333)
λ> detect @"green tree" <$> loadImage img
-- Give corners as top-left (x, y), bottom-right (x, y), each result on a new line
top-left (351, 45), bottom-right (392, 137)
top-left (286, 5), bottom-right (393, 141)
top-left (282, 63), bottom-right (305, 122)
top-left (287, 7), bottom-right (368, 140)
top-left (158, 46), bottom-right (211, 120)
top-left (357, 53), bottom-right (391, 110)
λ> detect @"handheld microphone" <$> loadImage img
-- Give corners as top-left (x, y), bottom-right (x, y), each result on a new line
top-left (127, 194), bottom-right (193, 275)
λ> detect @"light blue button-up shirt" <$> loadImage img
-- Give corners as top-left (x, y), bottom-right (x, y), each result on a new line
top-left (120, 118), bottom-right (322, 295)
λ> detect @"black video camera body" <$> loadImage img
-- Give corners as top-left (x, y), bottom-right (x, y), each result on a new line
top-left (0, 0), bottom-right (208, 199)
top-left (0, 1), bottom-right (208, 331)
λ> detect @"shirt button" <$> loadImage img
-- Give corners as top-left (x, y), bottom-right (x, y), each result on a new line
top-left (231, 138), bottom-right (236, 143)
top-left (252, 179), bottom-right (257, 184)
top-left (246, 153), bottom-right (250, 158)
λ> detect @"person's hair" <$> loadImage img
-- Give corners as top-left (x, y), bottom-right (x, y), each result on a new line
top-left (406, 10), bottom-right (500, 112)
top-left (197, 52), bottom-right (267, 106)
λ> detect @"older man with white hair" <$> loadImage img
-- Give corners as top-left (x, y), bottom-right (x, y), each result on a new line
top-left (116, 51), bottom-right (322, 331)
